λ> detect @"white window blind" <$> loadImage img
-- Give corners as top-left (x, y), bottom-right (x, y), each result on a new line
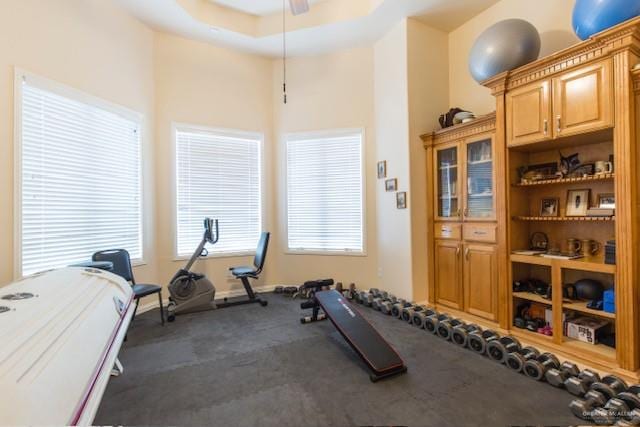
top-left (175, 126), bottom-right (262, 256)
top-left (286, 130), bottom-right (364, 253)
top-left (18, 73), bottom-right (143, 277)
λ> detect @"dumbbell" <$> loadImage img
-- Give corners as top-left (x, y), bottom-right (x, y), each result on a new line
top-left (451, 324), bottom-right (482, 347)
top-left (370, 288), bottom-right (381, 298)
top-left (436, 318), bottom-right (465, 341)
top-left (487, 336), bottom-right (521, 363)
top-left (391, 300), bottom-right (410, 318)
top-left (545, 361), bottom-right (580, 387)
top-left (505, 346), bottom-right (539, 373)
top-left (591, 375), bottom-right (629, 401)
top-left (616, 412), bottom-right (640, 427)
top-left (565, 369), bottom-right (601, 397)
top-left (468, 329), bottom-right (500, 355)
top-left (363, 293), bottom-right (375, 307)
top-left (523, 352), bottom-right (560, 381)
top-left (371, 297), bottom-right (384, 311)
top-left (412, 307), bottom-right (437, 328)
top-left (570, 389), bottom-right (608, 421)
top-left (379, 295), bottom-right (397, 315)
top-left (424, 313), bottom-right (451, 334)
top-left (596, 387), bottom-right (640, 425)
top-left (402, 305), bottom-right (425, 323)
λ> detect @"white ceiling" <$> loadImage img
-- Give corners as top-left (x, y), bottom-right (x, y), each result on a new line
top-left (211, 0), bottom-right (325, 16)
top-left (118, 0), bottom-right (500, 57)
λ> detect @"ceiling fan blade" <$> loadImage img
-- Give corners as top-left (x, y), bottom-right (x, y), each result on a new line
top-left (289, 0), bottom-right (310, 15)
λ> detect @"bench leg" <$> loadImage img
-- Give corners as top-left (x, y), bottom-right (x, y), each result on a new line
top-left (158, 291), bottom-right (165, 326)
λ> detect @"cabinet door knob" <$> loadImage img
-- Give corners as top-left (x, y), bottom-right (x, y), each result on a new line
top-left (465, 247), bottom-right (470, 260)
top-left (556, 115), bottom-right (562, 133)
top-left (543, 119), bottom-right (548, 135)
top-left (456, 246), bottom-right (461, 256)
top-left (463, 207), bottom-right (469, 217)
top-left (455, 208), bottom-right (461, 217)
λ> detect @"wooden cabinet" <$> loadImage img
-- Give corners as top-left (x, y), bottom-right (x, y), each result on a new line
top-left (553, 59), bottom-right (613, 138)
top-left (506, 80), bottom-right (552, 146)
top-left (434, 240), bottom-right (462, 310)
top-left (463, 243), bottom-right (498, 321)
top-left (425, 115), bottom-right (500, 323)
top-left (506, 59), bottom-right (613, 146)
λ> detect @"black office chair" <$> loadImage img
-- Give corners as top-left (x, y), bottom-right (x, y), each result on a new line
top-left (225, 232), bottom-right (270, 308)
top-left (92, 249), bottom-right (165, 325)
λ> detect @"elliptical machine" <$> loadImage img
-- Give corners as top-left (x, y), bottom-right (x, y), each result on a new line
top-left (166, 218), bottom-right (219, 321)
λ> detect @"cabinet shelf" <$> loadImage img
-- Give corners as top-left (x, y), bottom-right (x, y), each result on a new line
top-left (563, 301), bottom-right (616, 319)
top-left (563, 337), bottom-right (616, 361)
top-left (513, 291), bottom-right (551, 306)
top-left (513, 173), bottom-right (614, 187)
top-left (510, 253), bottom-right (615, 274)
top-left (513, 216), bottom-right (614, 222)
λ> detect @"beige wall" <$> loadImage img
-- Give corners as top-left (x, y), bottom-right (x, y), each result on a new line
top-left (0, 0), bottom-right (155, 286)
top-left (153, 32), bottom-right (275, 295)
top-left (407, 19), bottom-right (449, 302)
top-left (448, 0), bottom-right (579, 115)
top-left (272, 47), bottom-right (380, 288)
top-left (373, 20), bottom-right (413, 299)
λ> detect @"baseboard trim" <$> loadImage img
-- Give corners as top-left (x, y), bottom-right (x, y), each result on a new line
top-left (135, 284), bottom-right (278, 316)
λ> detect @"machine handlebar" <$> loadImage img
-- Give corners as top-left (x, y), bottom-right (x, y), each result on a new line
top-left (204, 218), bottom-right (219, 245)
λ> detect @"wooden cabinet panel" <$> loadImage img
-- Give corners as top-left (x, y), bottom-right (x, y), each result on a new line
top-left (463, 243), bottom-right (497, 321)
top-left (553, 59), bottom-right (613, 138)
top-left (506, 80), bottom-right (551, 146)
top-left (435, 240), bottom-right (462, 309)
top-left (463, 223), bottom-right (497, 243)
top-left (435, 223), bottom-right (461, 240)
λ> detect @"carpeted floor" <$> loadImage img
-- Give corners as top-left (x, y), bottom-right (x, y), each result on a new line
top-left (95, 294), bottom-right (580, 426)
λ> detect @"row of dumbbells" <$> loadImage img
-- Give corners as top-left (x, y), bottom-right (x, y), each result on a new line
top-left (354, 288), bottom-right (640, 426)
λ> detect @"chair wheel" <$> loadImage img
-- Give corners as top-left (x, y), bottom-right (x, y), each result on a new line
top-left (260, 300), bottom-right (268, 307)
top-left (167, 314), bottom-right (176, 322)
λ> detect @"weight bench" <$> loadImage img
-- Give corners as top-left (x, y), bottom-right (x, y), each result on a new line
top-left (300, 280), bottom-right (407, 382)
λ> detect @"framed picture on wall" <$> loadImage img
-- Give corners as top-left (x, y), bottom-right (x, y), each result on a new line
top-left (385, 178), bottom-right (397, 192)
top-left (598, 193), bottom-right (615, 209)
top-left (396, 192), bottom-right (407, 209)
top-left (377, 161), bottom-right (387, 179)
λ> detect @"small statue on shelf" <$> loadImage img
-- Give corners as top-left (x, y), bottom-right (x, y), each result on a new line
top-left (559, 151), bottom-right (580, 176)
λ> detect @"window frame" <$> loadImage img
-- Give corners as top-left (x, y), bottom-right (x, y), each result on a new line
top-left (284, 128), bottom-right (367, 256)
top-left (13, 69), bottom-right (146, 279)
top-left (172, 122), bottom-right (266, 261)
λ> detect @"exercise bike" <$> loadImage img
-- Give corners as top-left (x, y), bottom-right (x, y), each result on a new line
top-left (166, 218), bottom-right (269, 322)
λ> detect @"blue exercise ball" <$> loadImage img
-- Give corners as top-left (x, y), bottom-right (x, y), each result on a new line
top-left (572, 0), bottom-right (640, 40)
top-left (468, 19), bottom-right (541, 83)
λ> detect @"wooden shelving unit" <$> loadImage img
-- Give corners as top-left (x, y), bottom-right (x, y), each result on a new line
top-left (513, 291), bottom-right (551, 306)
top-left (513, 216), bottom-right (614, 222)
top-left (563, 300), bottom-right (616, 320)
top-left (564, 337), bottom-right (616, 361)
top-left (513, 173), bottom-right (614, 187)
top-left (511, 253), bottom-right (616, 274)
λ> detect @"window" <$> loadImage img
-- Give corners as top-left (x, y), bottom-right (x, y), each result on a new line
top-left (286, 130), bottom-right (364, 253)
top-left (175, 125), bottom-right (263, 257)
top-left (17, 71), bottom-right (143, 277)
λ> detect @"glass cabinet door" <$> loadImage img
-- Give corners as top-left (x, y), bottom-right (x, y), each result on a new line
top-left (465, 138), bottom-right (494, 219)
top-left (436, 146), bottom-right (459, 219)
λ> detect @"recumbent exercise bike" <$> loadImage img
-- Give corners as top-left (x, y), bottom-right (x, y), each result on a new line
top-left (166, 218), bottom-right (269, 321)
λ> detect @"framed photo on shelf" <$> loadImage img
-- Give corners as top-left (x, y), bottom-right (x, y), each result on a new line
top-left (540, 198), bottom-right (559, 217)
top-left (566, 189), bottom-right (590, 217)
top-left (598, 193), bottom-right (615, 209)
top-left (385, 178), bottom-right (397, 192)
top-left (396, 192), bottom-right (407, 209)
top-left (377, 161), bottom-right (387, 179)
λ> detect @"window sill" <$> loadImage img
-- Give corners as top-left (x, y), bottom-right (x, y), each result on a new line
top-left (172, 251), bottom-right (256, 262)
top-left (285, 250), bottom-right (367, 257)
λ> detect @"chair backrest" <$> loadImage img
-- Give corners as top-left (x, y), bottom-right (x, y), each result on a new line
top-left (92, 249), bottom-right (135, 284)
top-left (253, 232), bottom-right (270, 273)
